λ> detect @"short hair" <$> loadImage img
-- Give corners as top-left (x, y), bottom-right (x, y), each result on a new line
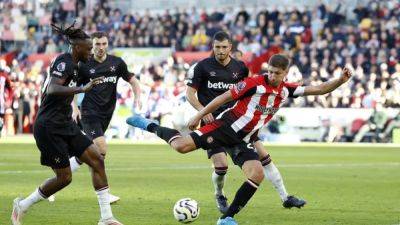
top-left (268, 54), bottom-right (290, 70)
top-left (91, 31), bottom-right (108, 39)
top-left (51, 21), bottom-right (90, 45)
top-left (213, 31), bottom-right (232, 43)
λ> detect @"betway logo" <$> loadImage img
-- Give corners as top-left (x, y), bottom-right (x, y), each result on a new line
top-left (91, 76), bottom-right (117, 84)
top-left (207, 80), bottom-right (234, 90)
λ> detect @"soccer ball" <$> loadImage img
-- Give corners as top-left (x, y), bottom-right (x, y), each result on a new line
top-left (173, 198), bottom-right (200, 223)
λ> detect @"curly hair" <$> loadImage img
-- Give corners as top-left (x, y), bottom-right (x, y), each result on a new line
top-left (51, 21), bottom-right (90, 45)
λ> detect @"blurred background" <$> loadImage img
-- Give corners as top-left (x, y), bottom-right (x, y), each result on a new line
top-left (0, 0), bottom-right (399, 143)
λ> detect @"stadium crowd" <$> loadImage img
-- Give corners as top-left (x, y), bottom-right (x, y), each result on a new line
top-left (0, 0), bottom-right (399, 141)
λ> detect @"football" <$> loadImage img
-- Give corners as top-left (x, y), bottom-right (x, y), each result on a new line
top-left (173, 198), bottom-right (200, 223)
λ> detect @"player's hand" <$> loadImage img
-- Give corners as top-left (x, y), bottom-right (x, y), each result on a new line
top-left (188, 116), bottom-right (201, 131)
top-left (340, 67), bottom-right (352, 83)
top-left (202, 113), bottom-right (214, 124)
top-left (81, 76), bottom-right (104, 93)
top-left (72, 107), bottom-right (81, 123)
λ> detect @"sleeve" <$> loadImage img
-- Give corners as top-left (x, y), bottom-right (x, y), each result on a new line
top-left (240, 61), bottom-right (250, 78)
top-left (286, 83), bottom-right (305, 98)
top-left (118, 59), bottom-right (133, 82)
top-left (50, 56), bottom-right (73, 80)
top-left (230, 77), bottom-right (258, 100)
top-left (243, 66), bottom-right (250, 78)
top-left (186, 63), bottom-right (203, 89)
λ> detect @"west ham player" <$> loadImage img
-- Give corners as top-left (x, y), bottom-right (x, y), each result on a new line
top-left (186, 31), bottom-right (305, 213)
top-left (67, 31), bottom-right (141, 203)
top-left (0, 68), bottom-right (12, 136)
top-left (11, 23), bottom-right (123, 225)
top-left (126, 54), bottom-right (352, 225)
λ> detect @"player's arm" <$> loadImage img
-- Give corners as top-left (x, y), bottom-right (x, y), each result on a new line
top-left (71, 95), bottom-right (81, 122)
top-left (128, 74), bottom-right (142, 109)
top-left (186, 86), bottom-right (215, 124)
top-left (47, 76), bottom-right (104, 96)
top-left (302, 67), bottom-right (352, 96)
top-left (188, 90), bottom-right (233, 130)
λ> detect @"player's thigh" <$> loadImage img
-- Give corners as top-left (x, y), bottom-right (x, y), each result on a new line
top-left (68, 125), bottom-right (94, 159)
top-left (33, 124), bottom-right (71, 169)
top-left (210, 151), bottom-right (228, 168)
top-left (81, 118), bottom-right (104, 140)
top-left (226, 142), bottom-right (259, 168)
top-left (93, 136), bottom-right (107, 156)
top-left (253, 140), bottom-right (269, 159)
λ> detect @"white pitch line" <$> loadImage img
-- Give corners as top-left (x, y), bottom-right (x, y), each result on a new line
top-left (0, 162), bottom-right (399, 174)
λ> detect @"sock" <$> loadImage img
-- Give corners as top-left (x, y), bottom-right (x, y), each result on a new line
top-left (148, 124), bottom-right (181, 144)
top-left (212, 167), bottom-right (227, 196)
top-left (69, 157), bottom-right (82, 173)
top-left (222, 179), bottom-right (259, 219)
top-left (96, 187), bottom-right (113, 220)
top-left (262, 157), bottom-right (288, 201)
top-left (19, 188), bottom-right (46, 211)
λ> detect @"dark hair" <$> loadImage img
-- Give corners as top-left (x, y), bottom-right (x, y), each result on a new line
top-left (213, 31), bottom-right (232, 43)
top-left (268, 54), bottom-right (290, 70)
top-left (91, 31), bottom-right (108, 39)
top-left (51, 21), bottom-right (90, 45)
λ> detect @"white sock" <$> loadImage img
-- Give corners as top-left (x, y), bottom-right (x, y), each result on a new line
top-left (212, 171), bottom-right (226, 196)
top-left (264, 162), bottom-right (289, 201)
top-left (19, 188), bottom-right (46, 211)
top-left (69, 157), bottom-right (82, 173)
top-left (96, 187), bottom-right (113, 220)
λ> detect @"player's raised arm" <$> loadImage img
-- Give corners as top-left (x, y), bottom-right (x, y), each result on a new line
top-left (188, 90), bottom-right (233, 130)
top-left (302, 67), bottom-right (352, 96)
top-left (47, 76), bottom-right (104, 96)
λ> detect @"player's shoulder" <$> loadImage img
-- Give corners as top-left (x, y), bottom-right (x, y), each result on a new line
top-left (107, 54), bottom-right (124, 64)
top-left (53, 53), bottom-right (73, 64)
top-left (51, 53), bottom-right (74, 71)
top-left (283, 81), bottom-right (301, 89)
top-left (197, 57), bottom-right (215, 67)
top-left (230, 58), bottom-right (247, 68)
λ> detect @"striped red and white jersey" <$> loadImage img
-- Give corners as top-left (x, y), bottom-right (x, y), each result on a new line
top-left (219, 74), bottom-right (304, 142)
top-left (0, 72), bottom-right (12, 115)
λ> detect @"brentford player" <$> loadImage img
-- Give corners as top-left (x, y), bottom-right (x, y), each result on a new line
top-left (126, 53), bottom-right (352, 225)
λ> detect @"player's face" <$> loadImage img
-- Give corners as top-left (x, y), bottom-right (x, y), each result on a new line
top-left (266, 65), bottom-right (288, 87)
top-left (213, 39), bottom-right (232, 62)
top-left (93, 37), bottom-right (108, 58)
top-left (78, 40), bottom-right (93, 62)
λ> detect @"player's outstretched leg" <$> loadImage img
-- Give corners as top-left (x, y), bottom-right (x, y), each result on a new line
top-left (217, 160), bottom-right (264, 225)
top-left (255, 141), bottom-right (306, 208)
top-left (126, 114), bottom-right (197, 154)
top-left (78, 144), bottom-right (123, 225)
top-left (12, 167), bottom-right (73, 225)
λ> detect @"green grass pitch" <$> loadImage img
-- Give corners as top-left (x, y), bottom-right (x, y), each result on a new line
top-left (0, 141), bottom-right (399, 225)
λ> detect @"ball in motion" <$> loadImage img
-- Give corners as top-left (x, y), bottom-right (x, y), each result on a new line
top-left (173, 198), bottom-right (200, 223)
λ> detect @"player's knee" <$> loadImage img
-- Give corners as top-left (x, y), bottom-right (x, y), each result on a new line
top-left (173, 140), bottom-right (191, 154)
top-left (175, 144), bottom-right (189, 153)
top-left (250, 164), bottom-right (264, 183)
top-left (90, 155), bottom-right (105, 171)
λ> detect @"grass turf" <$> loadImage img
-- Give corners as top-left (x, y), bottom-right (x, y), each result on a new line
top-left (0, 142), bottom-right (399, 225)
